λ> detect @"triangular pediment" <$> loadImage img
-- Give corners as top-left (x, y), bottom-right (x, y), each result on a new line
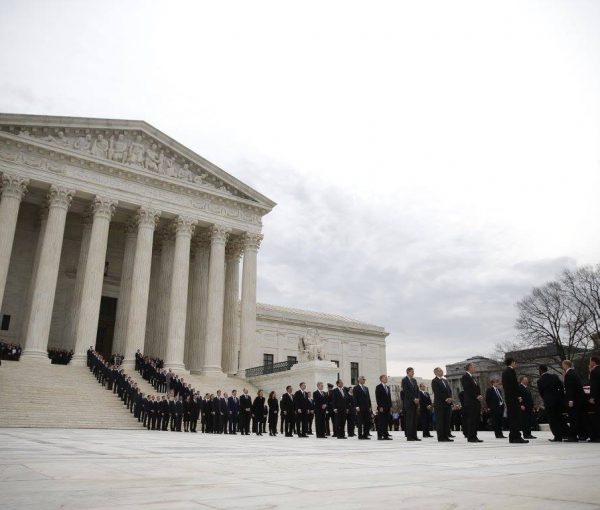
top-left (0, 113), bottom-right (276, 211)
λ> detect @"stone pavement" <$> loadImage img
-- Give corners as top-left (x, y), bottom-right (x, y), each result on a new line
top-left (1, 428), bottom-right (599, 509)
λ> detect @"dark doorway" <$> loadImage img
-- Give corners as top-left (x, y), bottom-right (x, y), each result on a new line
top-left (95, 296), bottom-right (117, 359)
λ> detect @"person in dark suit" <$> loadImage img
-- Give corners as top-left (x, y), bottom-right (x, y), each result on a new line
top-left (251, 390), bottom-right (266, 436)
top-left (562, 359), bottom-right (586, 441)
top-left (313, 382), bottom-right (329, 438)
top-left (588, 356), bottom-right (600, 442)
top-left (375, 374), bottom-right (392, 440)
top-left (518, 376), bottom-right (536, 439)
top-left (174, 395), bottom-right (183, 432)
top-left (418, 383), bottom-right (433, 437)
top-left (239, 388), bottom-right (252, 435)
top-left (190, 394), bottom-right (200, 433)
top-left (281, 385), bottom-right (295, 437)
top-left (485, 378), bottom-right (506, 438)
top-left (501, 357), bottom-right (528, 443)
top-left (461, 362), bottom-right (484, 442)
top-left (160, 395), bottom-right (170, 432)
top-left (293, 383), bottom-right (309, 437)
top-left (332, 379), bottom-right (349, 438)
top-left (267, 391), bottom-right (279, 436)
top-left (537, 364), bottom-right (565, 441)
top-left (307, 393), bottom-right (315, 435)
top-left (228, 390), bottom-right (240, 434)
top-left (431, 367), bottom-right (454, 441)
top-left (353, 376), bottom-right (372, 440)
top-left (402, 367), bottom-right (421, 441)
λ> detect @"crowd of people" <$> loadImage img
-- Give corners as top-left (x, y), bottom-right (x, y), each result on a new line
top-left (86, 348), bottom-right (599, 444)
top-left (0, 341), bottom-right (21, 361)
top-left (47, 348), bottom-right (73, 365)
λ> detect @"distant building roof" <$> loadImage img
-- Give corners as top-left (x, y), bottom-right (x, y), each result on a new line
top-left (256, 303), bottom-right (388, 336)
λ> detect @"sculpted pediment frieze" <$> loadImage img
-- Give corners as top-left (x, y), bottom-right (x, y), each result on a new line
top-left (0, 123), bottom-right (252, 202)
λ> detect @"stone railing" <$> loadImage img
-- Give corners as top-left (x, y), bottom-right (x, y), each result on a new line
top-left (245, 359), bottom-right (296, 378)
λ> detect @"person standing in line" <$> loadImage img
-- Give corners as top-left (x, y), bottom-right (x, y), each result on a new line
top-left (402, 367), bottom-right (421, 441)
top-left (485, 378), bottom-right (506, 439)
top-left (332, 379), bottom-right (349, 439)
top-left (281, 385), bottom-right (295, 437)
top-left (562, 359), bottom-right (586, 442)
top-left (518, 376), bottom-right (536, 439)
top-left (313, 382), bottom-right (329, 438)
top-left (375, 374), bottom-right (393, 440)
top-left (353, 376), bottom-right (373, 440)
top-left (461, 363), bottom-right (484, 443)
top-left (588, 356), bottom-right (600, 442)
top-left (251, 390), bottom-right (266, 436)
top-left (501, 358), bottom-right (528, 444)
top-left (431, 367), bottom-right (454, 442)
top-left (239, 388), bottom-right (252, 435)
top-left (537, 364), bottom-right (565, 442)
top-left (228, 390), bottom-right (240, 434)
top-left (268, 391), bottom-right (279, 436)
top-left (294, 382), bottom-right (309, 437)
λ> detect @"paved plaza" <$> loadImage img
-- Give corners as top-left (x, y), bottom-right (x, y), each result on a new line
top-left (1, 428), bottom-right (600, 509)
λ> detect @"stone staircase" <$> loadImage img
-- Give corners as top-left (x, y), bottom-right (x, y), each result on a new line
top-left (0, 360), bottom-right (143, 429)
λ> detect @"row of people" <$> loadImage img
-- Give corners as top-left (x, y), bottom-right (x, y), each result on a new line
top-left (0, 341), bottom-right (21, 361)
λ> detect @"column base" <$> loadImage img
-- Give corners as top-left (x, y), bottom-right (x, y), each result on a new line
top-left (164, 362), bottom-right (189, 374)
top-left (199, 365), bottom-right (225, 375)
top-left (19, 349), bottom-right (51, 363)
top-left (69, 354), bottom-right (87, 366)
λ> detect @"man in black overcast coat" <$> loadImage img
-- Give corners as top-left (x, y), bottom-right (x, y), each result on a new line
top-left (293, 383), bottom-right (309, 437)
top-left (402, 367), bottom-right (421, 441)
top-left (589, 356), bottom-right (600, 442)
top-left (502, 357), bottom-right (528, 443)
top-left (431, 367), bottom-right (453, 441)
top-left (353, 376), bottom-right (372, 439)
top-left (485, 378), bottom-right (505, 438)
top-left (562, 359), bottom-right (586, 441)
top-left (331, 379), bottom-right (349, 439)
top-left (375, 374), bottom-right (392, 440)
top-left (537, 364), bottom-right (565, 441)
top-left (461, 362), bottom-right (483, 442)
top-left (313, 382), bottom-right (329, 438)
top-left (518, 376), bottom-right (536, 439)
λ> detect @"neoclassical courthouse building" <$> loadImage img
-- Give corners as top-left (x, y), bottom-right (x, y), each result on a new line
top-left (0, 114), bottom-right (387, 386)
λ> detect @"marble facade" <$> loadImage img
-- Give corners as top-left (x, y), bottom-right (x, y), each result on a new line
top-left (0, 113), bottom-right (389, 380)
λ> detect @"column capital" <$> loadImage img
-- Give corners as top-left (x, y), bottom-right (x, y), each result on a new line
top-left (210, 225), bottom-right (231, 245)
top-left (1, 173), bottom-right (29, 201)
top-left (136, 206), bottom-right (161, 230)
top-left (225, 237), bottom-right (244, 261)
top-left (46, 185), bottom-right (75, 211)
top-left (81, 212), bottom-right (93, 227)
top-left (90, 196), bottom-right (117, 220)
top-left (124, 217), bottom-right (138, 236)
top-left (173, 215), bottom-right (197, 238)
top-left (242, 232), bottom-right (263, 252)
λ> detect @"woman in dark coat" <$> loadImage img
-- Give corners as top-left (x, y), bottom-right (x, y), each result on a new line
top-left (268, 391), bottom-right (279, 436)
top-left (252, 390), bottom-right (266, 436)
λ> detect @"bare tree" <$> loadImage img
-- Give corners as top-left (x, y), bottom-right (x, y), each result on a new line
top-left (515, 280), bottom-right (592, 365)
top-left (562, 265), bottom-right (600, 343)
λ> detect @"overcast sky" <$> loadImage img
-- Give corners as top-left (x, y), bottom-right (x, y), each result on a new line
top-left (1, 0), bottom-right (599, 378)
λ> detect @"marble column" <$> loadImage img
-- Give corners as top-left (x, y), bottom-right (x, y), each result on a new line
top-left (65, 214), bottom-right (93, 351)
top-left (122, 207), bottom-right (160, 368)
top-left (200, 225), bottom-right (230, 374)
top-left (0, 173), bottom-right (28, 311)
top-left (144, 241), bottom-right (161, 356)
top-left (21, 185), bottom-right (75, 362)
top-left (19, 209), bottom-right (48, 343)
top-left (154, 228), bottom-right (174, 359)
top-left (71, 196), bottom-right (117, 364)
top-left (111, 219), bottom-right (137, 356)
top-left (187, 231), bottom-right (210, 374)
top-left (222, 238), bottom-right (243, 375)
top-left (238, 233), bottom-right (263, 372)
top-left (164, 216), bottom-right (196, 371)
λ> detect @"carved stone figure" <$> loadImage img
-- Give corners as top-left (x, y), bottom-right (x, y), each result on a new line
top-left (91, 134), bottom-right (109, 159)
top-left (144, 143), bottom-right (160, 172)
top-left (298, 328), bottom-right (325, 361)
top-left (18, 129), bottom-right (31, 138)
top-left (54, 131), bottom-right (71, 147)
top-left (74, 134), bottom-right (92, 152)
top-left (127, 135), bottom-right (145, 166)
top-left (178, 163), bottom-right (193, 181)
top-left (160, 154), bottom-right (178, 177)
top-left (108, 134), bottom-right (128, 163)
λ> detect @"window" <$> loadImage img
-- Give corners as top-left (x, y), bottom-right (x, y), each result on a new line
top-left (287, 356), bottom-right (297, 366)
top-left (350, 362), bottom-right (359, 385)
top-left (1, 314), bottom-right (10, 331)
top-left (263, 353), bottom-right (274, 366)
top-left (331, 359), bottom-right (339, 367)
